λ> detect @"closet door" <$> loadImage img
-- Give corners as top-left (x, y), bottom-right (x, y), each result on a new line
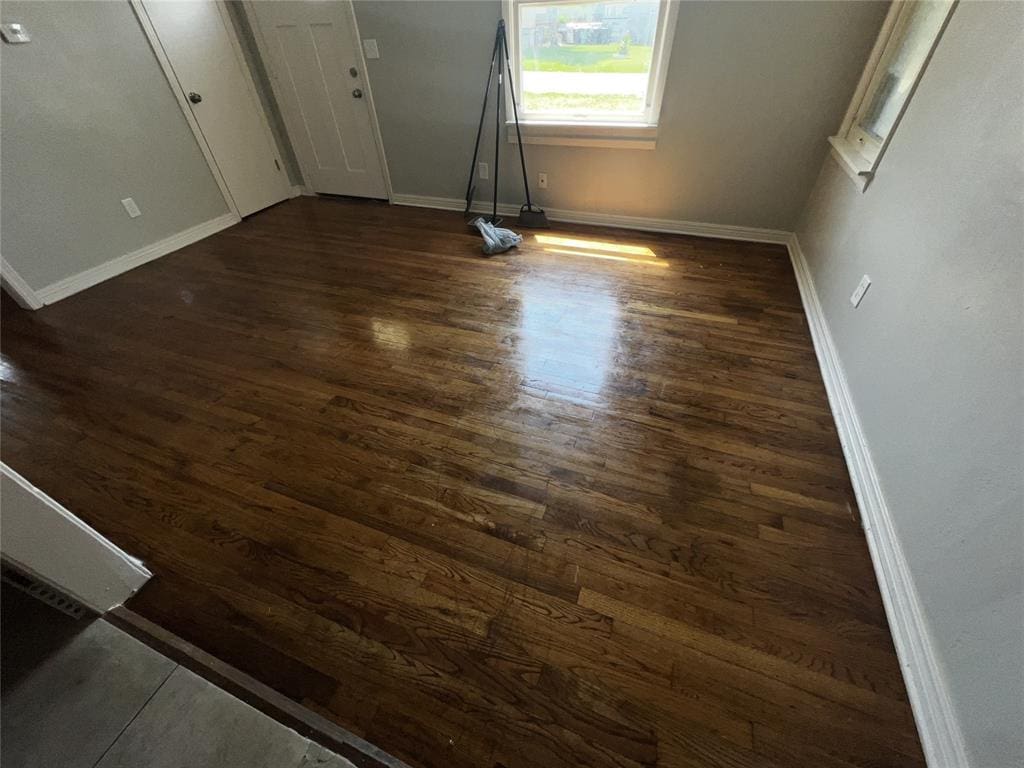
top-left (143, 1), bottom-right (291, 216)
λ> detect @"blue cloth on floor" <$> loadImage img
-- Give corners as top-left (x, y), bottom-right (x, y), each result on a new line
top-left (470, 217), bottom-right (523, 256)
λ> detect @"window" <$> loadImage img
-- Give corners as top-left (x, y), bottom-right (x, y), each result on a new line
top-left (504, 0), bottom-right (678, 147)
top-left (830, 0), bottom-right (956, 190)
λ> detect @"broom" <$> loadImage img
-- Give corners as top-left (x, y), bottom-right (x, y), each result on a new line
top-left (500, 20), bottom-right (549, 228)
top-left (463, 19), bottom-right (550, 229)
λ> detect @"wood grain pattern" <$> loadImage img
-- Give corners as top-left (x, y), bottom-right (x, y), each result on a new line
top-left (0, 197), bottom-right (924, 768)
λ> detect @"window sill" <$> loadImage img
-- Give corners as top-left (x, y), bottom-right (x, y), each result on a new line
top-left (828, 136), bottom-right (875, 192)
top-left (506, 122), bottom-right (658, 150)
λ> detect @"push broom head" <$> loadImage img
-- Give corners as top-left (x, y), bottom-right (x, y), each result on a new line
top-left (517, 204), bottom-right (550, 228)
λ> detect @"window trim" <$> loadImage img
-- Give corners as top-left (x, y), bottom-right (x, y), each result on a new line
top-left (829, 0), bottom-right (956, 191)
top-left (502, 0), bottom-right (679, 148)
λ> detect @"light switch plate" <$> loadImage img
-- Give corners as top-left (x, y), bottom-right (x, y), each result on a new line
top-left (850, 274), bottom-right (871, 307)
top-left (362, 38), bottom-right (380, 59)
top-left (1, 23), bottom-right (31, 44)
top-left (121, 197), bottom-right (142, 219)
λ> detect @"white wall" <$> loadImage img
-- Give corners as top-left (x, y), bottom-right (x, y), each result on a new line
top-left (794, 3), bottom-right (1024, 766)
top-left (0, 0), bottom-right (229, 292)
top-left (353, 0), bottom-right (888, 229)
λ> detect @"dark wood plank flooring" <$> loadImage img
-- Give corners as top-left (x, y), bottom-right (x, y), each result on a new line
top-left (1, 197), bottom-right (924, 768)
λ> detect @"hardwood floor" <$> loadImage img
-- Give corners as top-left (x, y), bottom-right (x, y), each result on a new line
top-left (1, 197), bottom-right (924, 768)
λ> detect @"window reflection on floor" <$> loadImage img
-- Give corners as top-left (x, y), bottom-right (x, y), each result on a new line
top-left (516, 272), bottom-right (620, 397)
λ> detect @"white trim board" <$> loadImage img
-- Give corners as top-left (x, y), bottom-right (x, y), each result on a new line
top-left (1, 464), bottom-right (152, 613)
top-left (36, 213), bottom-right (239, 305)
top-left (390, 194), bottom-right (790, 245)
top-left (1, 256), bottom-right (44, 310)
top-left (787, 234), bottom-right (969, 768)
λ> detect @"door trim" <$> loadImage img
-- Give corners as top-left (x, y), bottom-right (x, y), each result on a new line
top-left (131, 0), bottom-right (290, 218)
top-left (1, 464), bottom-right (152, 613)
top-left (242, 0), bottom-right (393, 202)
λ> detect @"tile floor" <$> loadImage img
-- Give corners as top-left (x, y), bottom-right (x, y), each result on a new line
top-left (1, 587), bottom-right (355, 768)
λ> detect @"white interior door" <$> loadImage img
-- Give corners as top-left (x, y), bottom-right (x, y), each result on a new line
top-left (245, 1), bottom-right (389, 199)
top-left (143, 1), bottom-right (291, 217)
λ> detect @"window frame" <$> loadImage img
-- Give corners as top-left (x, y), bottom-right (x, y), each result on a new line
top-left (502, 0), bottom-right (679, 149)
top-left (829, 0), bottom-right (957, 191)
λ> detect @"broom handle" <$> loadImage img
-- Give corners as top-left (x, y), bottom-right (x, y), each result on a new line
top-left (465, 28), bottom-right (501, 212)
top-left (493, 27), bottom-right (501, 224)
top-left (500, 21), bottom-right (533, 209)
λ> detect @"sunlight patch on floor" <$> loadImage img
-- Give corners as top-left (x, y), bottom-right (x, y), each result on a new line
top-left (371, 319), bottom-right (411, 351)
top-left (534, 234), bottom-right (667, 266)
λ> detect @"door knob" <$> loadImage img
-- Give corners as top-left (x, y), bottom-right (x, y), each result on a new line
top-left (349, 67), bottom-right (358, 78)
top-left (188, 91), bottom-right (202, 104)
top-left (352, 88), bottom-right (363, 99)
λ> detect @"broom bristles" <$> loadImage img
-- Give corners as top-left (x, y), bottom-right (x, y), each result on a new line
top-left (518, 204), bottom-right (550, 229)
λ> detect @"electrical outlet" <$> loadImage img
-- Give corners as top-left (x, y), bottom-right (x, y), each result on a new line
top-left (850, 274), bottom-right (871, 307)
top-left (538, 172), bottom-right (548, 189)
top-left (362, 38), bottom-right (380, 59)
top-left (121, 197), bottom-right (142, 218)
top-left (1, 22), bottom-right (31, 43)
top-left (478, 162), bottom-right (489, 180)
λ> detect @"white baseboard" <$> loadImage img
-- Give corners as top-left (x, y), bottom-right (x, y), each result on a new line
top-left (787, 234), bottom-right (969, 768)
top-left (36, 213), bottom-right (240, 305)
top-left (290, 185), bottom-right (313, 198)
top-left (1, 256), bottom-right (44, 310)
top-left (390, 194), bottom-right (791, 245)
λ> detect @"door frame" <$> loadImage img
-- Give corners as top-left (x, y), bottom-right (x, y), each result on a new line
top-left (130, 0), bottom-right (292, 219)
top-left (241, 0), bottom-right (393, 202)
top-left (1, 464), bottom-right (152, 613)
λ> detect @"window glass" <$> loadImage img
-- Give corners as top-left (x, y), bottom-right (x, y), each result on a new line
top-left (517, 1), bottom-right (663, 120)
top-left (857, 0), bottom-right (953, 141)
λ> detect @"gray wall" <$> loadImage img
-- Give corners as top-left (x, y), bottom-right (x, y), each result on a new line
top-left (0, 0), bottom-right (228, 291)
top-left (353, 0), bottom-right (888, 229)
top-left (794, 3), bottom-right (1024, 766)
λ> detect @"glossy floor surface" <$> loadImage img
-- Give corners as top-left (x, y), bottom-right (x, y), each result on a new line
top-left (1, 198), bottom-right (924, 768)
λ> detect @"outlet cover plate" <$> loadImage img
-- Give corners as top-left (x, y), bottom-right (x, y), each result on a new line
top-left (1, 23), bottom-right (31, 44)
top-left (850, 274), bottom-right (871, 307)
top-left (121, 197), bottom-right (142, 218)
